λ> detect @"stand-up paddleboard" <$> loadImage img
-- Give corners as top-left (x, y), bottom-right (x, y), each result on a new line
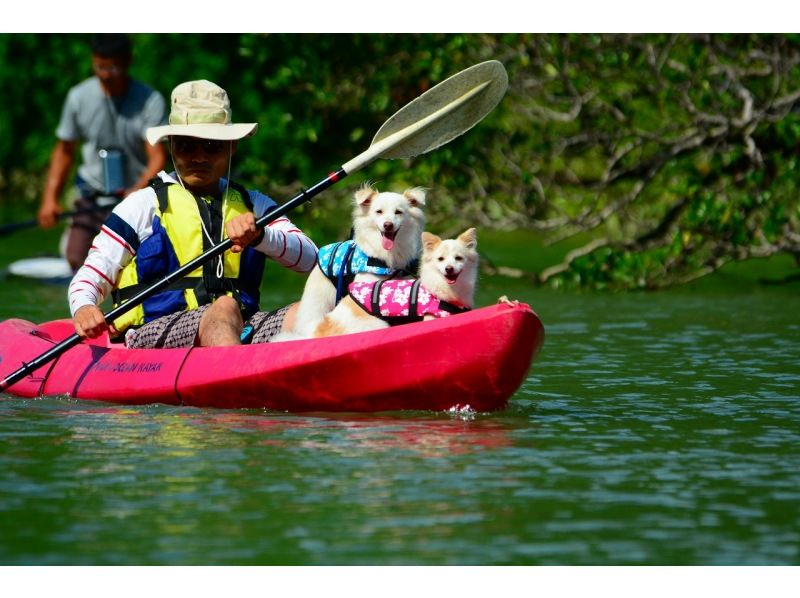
top-left (7, 257), bottom-right (73, 283)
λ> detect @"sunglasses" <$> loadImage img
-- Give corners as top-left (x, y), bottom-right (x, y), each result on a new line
top-left (92, 63), bottom-right (123, 75)
top-left (171, 137), bottom-right (228, 155)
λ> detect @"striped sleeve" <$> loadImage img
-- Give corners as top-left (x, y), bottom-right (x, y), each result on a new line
top-left (250, 190), bottom-right (318, 273)
top-left (254, 216), bottom-right (318, 272)
top-left (68, 187), bottom-right (157, 317)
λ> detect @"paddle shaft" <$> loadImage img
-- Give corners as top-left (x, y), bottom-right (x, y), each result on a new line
top-left (0, 168), bottom-right (348, 392)
top-left (0, 200), bottom-right (120, 236)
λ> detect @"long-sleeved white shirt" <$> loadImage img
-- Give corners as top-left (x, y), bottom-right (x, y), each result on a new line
top-left (68, 171), bottom-right (317, 317)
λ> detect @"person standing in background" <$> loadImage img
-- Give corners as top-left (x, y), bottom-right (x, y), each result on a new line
top-left (37, 33), bottom-right (167, 271)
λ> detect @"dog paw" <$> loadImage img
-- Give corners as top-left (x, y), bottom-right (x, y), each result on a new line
top-left (497, 295), bottom-right (520, 306)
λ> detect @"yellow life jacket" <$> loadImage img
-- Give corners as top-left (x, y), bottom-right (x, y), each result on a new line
top-left (112, 178), bottom-right (265, 333)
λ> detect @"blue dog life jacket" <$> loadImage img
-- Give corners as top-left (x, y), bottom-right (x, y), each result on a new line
top-left (317, 240), bottom-right (418, 304)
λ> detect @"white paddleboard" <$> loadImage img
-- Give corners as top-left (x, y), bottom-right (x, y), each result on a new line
top-left (8, 257), bottom-right (73, 281)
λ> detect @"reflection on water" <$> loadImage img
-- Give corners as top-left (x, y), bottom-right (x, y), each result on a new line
top-left (48, 406), bottom-right (513, 457)
top-left (1, 285), bottom-right (799, 564)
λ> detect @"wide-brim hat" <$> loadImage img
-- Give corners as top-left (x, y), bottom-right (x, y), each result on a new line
top-left (146, 80), bottom-right (258, 146)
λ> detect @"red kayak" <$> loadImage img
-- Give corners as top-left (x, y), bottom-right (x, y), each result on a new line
top-left (0, 302), bottom-right (544, 412)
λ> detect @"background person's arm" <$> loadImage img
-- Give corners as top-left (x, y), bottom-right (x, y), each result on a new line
top-left (126, 140), bottom-right (166, 196)
top-left (38, 139), bottom-right (76, 228)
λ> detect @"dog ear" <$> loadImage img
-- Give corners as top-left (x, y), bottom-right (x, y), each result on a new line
top-left (421, 231), bottom-right (442, 252)
top-left (354, 186), bottom-right (377, 207)
top-left (458, 228), bottom-right (477, 251)
top-left (403, 187), bottom-right (427, 207)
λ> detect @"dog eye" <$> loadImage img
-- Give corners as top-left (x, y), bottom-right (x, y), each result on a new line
top-left (455, 256), bottom-right (464, 261)
top-left (375, 209), bottom-right (383, 215)
top-left (438, 257), bottom-right (445, 261)
top-left (395, 210), bottom-right (403, 215)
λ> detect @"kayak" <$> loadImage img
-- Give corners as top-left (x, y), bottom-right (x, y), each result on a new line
top-left (0, 302), bottom-right (544, 412)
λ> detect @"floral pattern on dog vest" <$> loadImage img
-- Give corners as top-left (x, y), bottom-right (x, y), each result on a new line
top-left (349, 279), bottom-right (465, 320)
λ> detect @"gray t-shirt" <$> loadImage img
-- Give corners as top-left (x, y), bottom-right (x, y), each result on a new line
top-left (56, 76), bottom-right (167, 192)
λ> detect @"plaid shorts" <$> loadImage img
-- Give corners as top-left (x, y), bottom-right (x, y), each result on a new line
top-left (125, 304), bottom-right (292, 349)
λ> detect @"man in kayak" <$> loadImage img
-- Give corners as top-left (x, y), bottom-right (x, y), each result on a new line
top-left (68, 79), bottom-right (317, 348)
top-left (38, 34), bottom-right (168, 271)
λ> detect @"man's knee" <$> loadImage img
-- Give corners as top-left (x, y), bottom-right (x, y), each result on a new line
top-left (211, 295), bottom-right (238, 311)
top-left (205, 295), bottom-right (242, 323)
top-left (197, 296), bottom-right (243, 346)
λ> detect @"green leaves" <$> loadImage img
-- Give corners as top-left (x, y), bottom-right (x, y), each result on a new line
top-left (2, 34), bottom-right (798, 289)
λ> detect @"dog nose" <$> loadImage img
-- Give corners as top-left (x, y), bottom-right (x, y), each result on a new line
top-left (383, 222), bottom-right (394, 232)
top-left (445, 265), bottom-right (455, 275)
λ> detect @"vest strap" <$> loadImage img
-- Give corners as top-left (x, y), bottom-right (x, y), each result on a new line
top-left (113, 277), bottom-right (248, 303)
top-left (149, 176), bottom-right (171, 212)
top-left (366, 255), bottom-right (392, 271)
top-left (360, 278), bottom-right (423, 326)
top-left (336, 242), bottom-right (357, 304)
top-left (369, 278), bottom-right (383, 313)
top-left (437, 300), bottom-right (471, 315)
top-left (409, 279), bottom-right (421, 316)
top-left (148, 176), bottom-right (254, 213)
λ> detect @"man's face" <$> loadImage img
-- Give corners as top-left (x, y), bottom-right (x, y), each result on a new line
top-left (91, 54), bottom-right (130, 95)
top-left (170, 136), bottom-right (236, 196)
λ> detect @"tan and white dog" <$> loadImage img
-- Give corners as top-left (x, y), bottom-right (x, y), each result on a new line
top-left (275, 185), bottom-right (427, 340)
top-left (310, 228), bottom-right (478, 338)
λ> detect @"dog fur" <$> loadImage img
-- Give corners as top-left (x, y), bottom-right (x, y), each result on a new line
top-left (311, 228), bottom-right (478, 339)
top-left (275, 185), bottom-right (427, 340)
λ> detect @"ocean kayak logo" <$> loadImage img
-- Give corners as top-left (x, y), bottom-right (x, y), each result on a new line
top-left (92, 360), bottom-right (163, 374)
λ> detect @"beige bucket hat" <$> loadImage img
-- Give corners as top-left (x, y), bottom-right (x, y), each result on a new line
top-left (146, 80), bottom-right (258, 146)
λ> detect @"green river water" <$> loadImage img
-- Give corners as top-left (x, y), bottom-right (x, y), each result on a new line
top-left (0, 227), bottom-right (798, 565)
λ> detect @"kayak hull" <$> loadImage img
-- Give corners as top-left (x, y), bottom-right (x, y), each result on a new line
top-left (0, 302), bottom-right (544, 412)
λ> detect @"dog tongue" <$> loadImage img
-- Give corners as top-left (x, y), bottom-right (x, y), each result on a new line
top-left (381, 236), bottom-right (394, 250)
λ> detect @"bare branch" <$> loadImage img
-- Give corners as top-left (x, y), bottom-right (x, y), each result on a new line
top-left (539, 237), bottom-right (610, 283)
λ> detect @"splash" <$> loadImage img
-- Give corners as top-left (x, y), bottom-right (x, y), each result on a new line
top-left (447, 404), bottom-right (477, 420)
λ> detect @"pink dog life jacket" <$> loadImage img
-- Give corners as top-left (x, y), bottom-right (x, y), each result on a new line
top-left (348, 279), bottom-right (470, 325)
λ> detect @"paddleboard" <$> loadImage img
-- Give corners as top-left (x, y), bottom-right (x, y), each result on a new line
top-left (7, 257), bottom-right (73, 283)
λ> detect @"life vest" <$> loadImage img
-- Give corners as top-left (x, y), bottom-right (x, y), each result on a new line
top-left (317, 240), bottom-right (418, 304)
top-left (348, 279), bottom-right (470, 325)
top-left (111, 178), bottom-right (265, 333)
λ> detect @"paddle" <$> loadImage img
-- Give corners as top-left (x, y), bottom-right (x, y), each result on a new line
top-left (0, 60), bottom-right (508, 392)
top-left (0, 196), bottom-right (120, 237)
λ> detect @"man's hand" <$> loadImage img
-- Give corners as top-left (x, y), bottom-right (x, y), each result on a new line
top-left (226, 213), bottom-right (262, 253)
top-left (38, 197), bottom-right (62, 229)
top-left (73, 305), bottom-right (108, 339)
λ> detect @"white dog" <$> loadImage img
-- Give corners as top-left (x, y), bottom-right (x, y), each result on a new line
top-left (275, 185), bottom-right (427, 340)
top-left (310, 228), bottom-right (478, 338)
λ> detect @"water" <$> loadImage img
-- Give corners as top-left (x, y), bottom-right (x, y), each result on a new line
top-left (1, 232), bottom-right (799, 564)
